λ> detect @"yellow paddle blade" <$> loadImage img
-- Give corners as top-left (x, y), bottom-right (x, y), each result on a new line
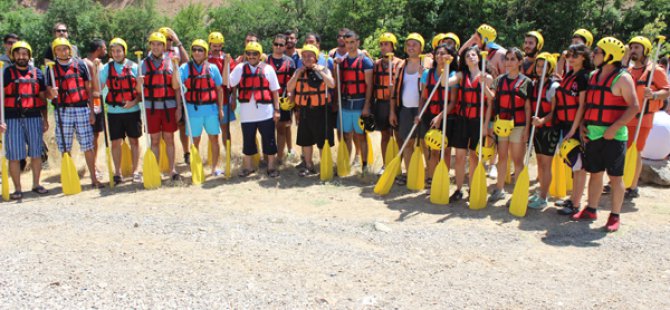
top-left (429, 160), bottom-right (450, 205)
top-left (252, 137), bottom-right (261, 168)
top-left (565, 163), bottom-right (573, 191)
top-left (190, 144), bottom-right (205, 185)
top-left (121, 140), bottom-right (133, 177)
top-left (225, 140), bottom-right (231, 179)
top-left (159, 138), bottom-right (170, 174)
top-left (142, 150), bottom-right (161, 189)
top-left (509, 166), bottom-right (530, 217)
top-left (469, 162), bottom-right (488, 210)
top-left (623, 145), bottom-right (638, 188)
top-left (2, 158), bottom-right (9, 201)
top-left (384, 137), bottom-right (400, 177)
top-left (320, 142), bottom-right (334, 181)
top-left (336, 138), bottom-right (350, 177)
top-left (207, 139), bottom-right (213, 165)
top-left (374, 156), bottom-right (401, 195)
top-left (106, 147), bottom-right (115, 188)
top-left (505, 158), bottom-right (513, 184)
top-left (366, 132), bottom-right (374, 165)
top-left (407, 145), bottom-right (425, 191)
top-left (61, 153), bottom-right (81, 195)
top-left (549, 153), bottom-right (567, 198)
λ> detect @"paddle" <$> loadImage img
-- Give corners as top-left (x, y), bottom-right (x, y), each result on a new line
top-left (158, 138), bottom-right (170, 173)
top-left (0, 61), bottom-right (9, 200)
top-left (48, 61), bottom-right (82, 195)
top-left (407, 129), bottom-right (425, 191)
top-left (509, 58), bottom-right (548, 217)
top-left (134, 52), bottom-right (161, 189)
top-left (172, 58), bottom-right (205, 185)
top-left (549, 137), bottom-right (567, 198)
top-left (430, 59), bottom-right (452, 204)
top-left (95, 61), bottom-right (115, 188)
top-left (469, 51), bottom-right (489, 210)
top-left (335, 64), bottom-right (351, 177)
top-left (624, 35), bottom-right (666, 188)
top-left (320, 75), bottom-right (334, 181)
top-left (121, 139), bottom-right (133, 177)
top-left (225, 60), bottom-right (232, 179)
top-left (374, 72), bottom-right (444, 195)
top-left (383, 54), bottom-right (401, 176)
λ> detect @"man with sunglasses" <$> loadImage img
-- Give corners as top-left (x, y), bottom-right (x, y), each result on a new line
top-left (235, 33), bottom-right (267, 64)
top-left (268, 34), bottom-right (296, 164)
top-left (1, 34), bottom-right (19, 66)
top-left (44, 23), bottom-right (79, 64)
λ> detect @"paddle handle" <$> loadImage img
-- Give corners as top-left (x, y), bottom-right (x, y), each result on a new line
top-left (135, 52), bottom-right (152, 147)
top-left (0, 61), bottom-right (4, 156)
top-left (477, 52), bottom-right (488, 162)
top-left (397, 73), bottom-right (444, 156)
top-left (48, 62), bottom-right (69, 154)
top-left (632, 36), bottom-right (666, 143)
top-left (439, 59), bottom-right (451, 160)
top-left (95, 61), bottom-right (113, 149)
top-left (388, 53), bottom-right (394, 87)
top-left (525, 59), bottom-right (549, 166)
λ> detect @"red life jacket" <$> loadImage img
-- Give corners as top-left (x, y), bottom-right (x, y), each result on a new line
top-left (554, 69), bottom-right (583, 122)
top-left (495, 74), bottom-right (527, 126)
top-left (53, 61), bottom-right (89, 107)
top-left (424, 68), bottom-right (446, 116)
top-left (267, 56), bottom-right (292, 96)
top-left (184, 61), bottom-right (218, 106)
top-left (143, 57), bottom-right (176, 102)
top-left (208, 52), bottom-right (236, 105)
top-left (340, 56), bottom-right (367, 98)
top-left (458, 73), bottom-right (482, 119)
top-left (530, 80), bottom-right (554, 128)
top-left (584, 68), bottom-right (628, 126)
top-left (4, 66), bottom-right (45, 110)
top-left (632, 67), bottom-right (663, 115)
top-left (373, 58), bottom-right (398, 101)
top-left (105, 62), bottom-right (138, 106)
top-left (295, 70), bottom-right (327, 107)
top-left (237, 63), bottom-right (273, 104)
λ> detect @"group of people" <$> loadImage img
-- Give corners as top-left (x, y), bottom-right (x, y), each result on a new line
top-left (2, 22), bottom-right (669, 232)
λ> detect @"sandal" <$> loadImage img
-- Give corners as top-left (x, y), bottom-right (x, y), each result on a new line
top-left (267, 169), bottom-right (280, 178)
top-left (171, 173), bottom-right (183, 181)
top-left (395, 174), bottom-right (407, 185)
top-left (113, 175), bottom-right (123, 184)
top-left (31, 186), bottom-right (49, 195)
top-left (238, 169), bottom-right (255, 178)
top-left (91, 182), bottom-right (105, 189)
top-left (425, 177), bottom-right (432, 189)
top-left (298, 166), bottom-right (316, 177)
top-left (10, 191), bottom-right (23, 200)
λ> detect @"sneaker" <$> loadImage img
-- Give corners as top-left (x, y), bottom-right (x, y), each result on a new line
top-left (95, 168), bottom-right (104, 181)
top-left (171, 173), bottom-right (182, 181)
top-left (571, 207), bottom-right (597, 221)
top-left (449, 190), bottom-right (463, 203)
top-left (528, 193), bottom-right (541, 203)
top-left (602, 184), bottom-right (611, 194)
top-left (554, 199), bottom-right (570, 207)
top-left (113, 175), bottom-right (123, 184)
top-left (624, 188), bottom-right (639, 200)
top-left (213, 169), bottom-right (224, 177)
top-left (295, 160), bottom-right (306, 169)
top-left (488, 188), bottom-right (506, 202)
top-left (352, 157), bottom-right (361, 168)
top-left (132, 172), bottom-right (142, 183)
top-left (605, 213), bottom-right (620, 232)
top-left (395, 174), bottom-right (407, 185)
top-left (184, 152), bottom-right (191, 164)
top-left (528, 195), bottom-right (548, 209)
top-left (557, 200), bottom-right (579, 216)
top-left (487, 165), bottom-right (498, 178)
top-left (377, 166), bottom-right (385, 176)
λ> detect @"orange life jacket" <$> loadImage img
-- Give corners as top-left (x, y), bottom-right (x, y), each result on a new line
top-left (237, 63), bottom-right (273, 104)
top-left (184, 61), bottom-right (218, 106)
top-left (295, 69), bottom-right (327, 107)
top-left (4, 66), bottom-right (45, 110)
top-left (105, 62), bottom-right (137, 106)
top-left (584, 68), bottom-right (628, 126)
top-left (373, 57), bottom-right (398, 101)
top-left (494, 74), bottom-right (527, 126)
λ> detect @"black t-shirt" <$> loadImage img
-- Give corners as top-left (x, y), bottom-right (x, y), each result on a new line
top-left (3, 65), bottom-right (47, 118)
top-left (266, 55), bottom-right (296, 92)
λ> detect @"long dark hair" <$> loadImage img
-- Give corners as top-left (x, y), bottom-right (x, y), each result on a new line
top-left (568, 43), bottom-right (594, 72)
top-left (432, 44), bottom-right (458, 72)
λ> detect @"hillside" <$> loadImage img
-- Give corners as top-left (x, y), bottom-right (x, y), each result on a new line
top-left (18, 0), bottom-right (225, 16)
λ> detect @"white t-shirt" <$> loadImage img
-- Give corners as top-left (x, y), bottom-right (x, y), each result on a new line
top-left (401, 71), bottom-right (420, 108)
top-left (229, 63), bottom-right (280, 123)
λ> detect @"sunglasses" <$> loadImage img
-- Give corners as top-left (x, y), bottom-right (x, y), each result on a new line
top-left (337, 35), bottom-right (345, 39)
top-left (192, 48), bottom-right (205, 53)
top-left (55, 29), bottom-right (68, 33)
top-left (5, 41), bottom-right (17, 45)
top-left (245, 51), bottom-right (260, 56)
top-left (273, 43), bottom-right (285, 47)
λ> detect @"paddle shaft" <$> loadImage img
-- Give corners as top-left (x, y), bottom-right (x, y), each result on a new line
top-left (396, 73), bottom-right (445, 157)
top-left (524, 60), bottom-right (548, 166)
top-left (173, 59), bottom-right (196, 147)
top-left (477, 53), bottom-right (488, 162)
top-left (335, 64), bottom-right (345, 139)
top-left (439, 61), bottom-right (450, 160)
top-left (0, 62), bottom-right (5, 157)
top-left (632, 37), bottom-right (665, 143)
top-left (95, 61), bottom-right (112, 149)
top-left (135, 54), bottom-right (153, 148)
top-left (48, 63), bottom-right (70, 154)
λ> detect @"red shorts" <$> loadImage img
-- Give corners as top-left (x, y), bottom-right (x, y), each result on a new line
top-left (626, 125), bottom-right (651, 151)
top-left (146, 108), bottom-right (178, 134)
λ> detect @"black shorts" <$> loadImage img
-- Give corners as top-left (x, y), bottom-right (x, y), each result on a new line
top-left (584, 138), bottom-right (626, 176)
top-left (555, 121), bottom-right (581, 141)
top-left (420, 112), bottom-right (456, 146)
top-left (297, 106), bottom-right (334, 149)
top-left (373, 99), bottom-right (391, 131)
top-left (279, 109), bottom-right (292, 122)
top-left (451, 116), bottom-right (481, 150)
top-left (108, 111), bottom-right (143, 141)
top-left (533, 126), bottom-right (560, 156)
top-left (92, 113), bottom-right (104, 133)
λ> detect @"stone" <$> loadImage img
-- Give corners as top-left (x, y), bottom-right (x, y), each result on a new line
top-left (640, 159), bottom-right (670, 186)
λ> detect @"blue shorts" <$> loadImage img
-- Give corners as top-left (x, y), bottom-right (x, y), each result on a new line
top-left (220, 104), bottom-right (237, 124)
top-left (54, 107), bottom-right (94, 153)
top-left (5, 117), bottom-right (43, 161)
top-left (185, 103), bottom-right (222, 137)
top-left (339, 109), bottom-right (364, 134)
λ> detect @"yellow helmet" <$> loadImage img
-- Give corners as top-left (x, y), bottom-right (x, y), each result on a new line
top-left (406, 33), bottom-right (425, 51)
top-left (148, 32), bottom-right (167, 46)
top-left (476, 139), bottom-right (496, 161)
top-left (190, 39), bottom-right (209, 55)
top-left (109, 37), bottom-right (128, 54)
top-left (573, 29), bottom-right (594, 47)
top-left (158, 27), bottom-right (173, 38)
top-left (379, 32), bottom-right (398, 49)
top-left (559, 138), bottom-right (583, 167)
top-left (628, 36), bottom-right (652, 57)
top-left (535, 52), bottom-right (556, 74)
top-left (526, 31), bottom-right (544, 51)
top-left (208, 32), bottom-right (225, 45)
top-left (596, 37), bottom-right (625, 64)
top-left (279, 97), bottom-right (295, 111)
top-left (493, 116), bottom-right (514, 137)
top-left (245, 41), bottom-right (263, 54)
top-left (477, 24), bottom-right (497, 44)
top-left (424, 129), bottom-right (445, 151)
top-left (444, 32), bottom-right (461, 50)
top-left (10, 41), bottom-right (32, 59)
top-left (51, 37), bottom-right (72, 57)
top-left (300, 44), bottom-right (320, 58)
top-left (431, 33), bottom-right (447, 50)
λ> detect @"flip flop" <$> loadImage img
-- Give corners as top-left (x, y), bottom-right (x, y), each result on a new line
top-left (10, 191), bottom-right (23, 200)
top-left (31, 186), bottom-right (49, 195)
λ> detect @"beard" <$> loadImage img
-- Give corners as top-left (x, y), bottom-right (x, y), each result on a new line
top-left (15, 59), bottom-right (29, 67)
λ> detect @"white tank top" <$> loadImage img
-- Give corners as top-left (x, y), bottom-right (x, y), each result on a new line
top-left (401, 71), bottom-right (420, 108)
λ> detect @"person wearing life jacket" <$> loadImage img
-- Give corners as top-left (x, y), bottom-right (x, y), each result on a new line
top-left (46, 37), bottom-right (103, 188)
top-left (420, 44), bottom-right (458, 188)
top-left (372, 32), bottom-right (402, 174)
top-left (83, 39), bottom-right (107, 182)
top-left (553, 43), bottom-right (594, 216)
top-left (557, 29), bottom-right (594, 77)
top-left (460, 24), bottom-right (507, 78)
top-left (522, 31), bottom-right (544, 79)
top-left (207, 31), bottom-right (238, 158)
top-left (284, 30), bottom-right (301, 65)
top-left (621, 36), bottom-right (670, 199)
top-left (268, 34), bottom-right (297, 164)
top-left (235, 33), bottom-right (268, 64)
top-left (0, 41), bottom-right (49, 198)
top-left (389, 33), bottom-right (427, 185)
top-left (287, 44), bottom-right (336, 176)
top-left (224, 41), bottom-right (281, 178)
top-left (43, 23), bottom-right (80, 64)
top-left (139, 32), bottom-right (182, 181)
top-left (444, 45), bottom-right (493, 203)
top-left (572, 37), bottom-right (639, 233)
top-left (98, 38), bottom-right (143, 184)
top-left (483, 47), bottom-right (532, 202)
top-left (328, 28), bottom-right (372, 61)
top-left (177, 39), bottom-right (225, 176)
top-left (527, 52), bottom-right (561, 209)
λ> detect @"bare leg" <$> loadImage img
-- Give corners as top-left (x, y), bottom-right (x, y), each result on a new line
top-left (454, 148), bottom-right (467, 190)
top-left (209, 134), bottom-right (220, 173)
top-left (571, 170), bottom-right (587, 207)
top-left (129, 138), bottom-right (140, 174)
top-left (496, 140), bottom-right (510, 190)
top-left (537, 155), bottom-right (552, 199)
top-left (84, 149), bottom-right (99, 185)
top-left (111, 139), bottom-right (122, 175)
top-left (162, 132), bottom-right (177, 174)
top-left (30, 157), bottom-right (43, 189)
top-left (9, 160), bottom-right (22, 192)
